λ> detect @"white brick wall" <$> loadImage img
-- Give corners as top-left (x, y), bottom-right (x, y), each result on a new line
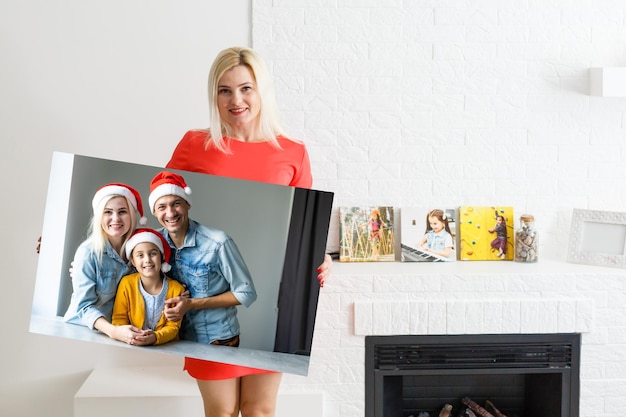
top-left (253, 0), bottom-right (626, 260)
top-left (282, 261), bottom-right (626, 417)
top-left (252, 2), bottom-right (626, 416)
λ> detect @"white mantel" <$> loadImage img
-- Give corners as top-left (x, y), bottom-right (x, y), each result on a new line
top-left (290, 259), bottom-right (626, 417)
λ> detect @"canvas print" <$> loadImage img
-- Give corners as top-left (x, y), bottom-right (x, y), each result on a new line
top-left (401, 207), bottom-right (457, 262)
top-left (339, 206), bottom-right (395, 262)
top-left (458, 206), bottom-right (514, 261)
top-left (31, 152), bottom-right (334, 376)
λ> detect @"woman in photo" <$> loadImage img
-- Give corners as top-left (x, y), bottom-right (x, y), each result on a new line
top-left (63, 183), bottom-right (148, 345)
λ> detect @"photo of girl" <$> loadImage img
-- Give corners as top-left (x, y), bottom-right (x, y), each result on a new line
top-left (340, 206), bottom-right (395, 262)
top-left (400, 207), bottom-right (457, 262)
top-left (112, 228), bottom-right (186, 346)
top-left (458, 206), bottom-right (514, 261)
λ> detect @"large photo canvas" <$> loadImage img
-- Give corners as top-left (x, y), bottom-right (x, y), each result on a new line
top-left (31, 152), bottom-right (334, 376)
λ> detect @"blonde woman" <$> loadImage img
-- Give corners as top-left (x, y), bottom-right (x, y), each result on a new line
top-left (63, 183), bottom-right (147, 345)
top-left (165, 46), bottom-right (331, 417)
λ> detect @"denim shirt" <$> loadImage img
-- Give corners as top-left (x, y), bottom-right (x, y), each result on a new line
top-left (424, 229), bottom-right (453, 251)
top-left (63, 239), bottom-right (131, 329)
top-left (159, 220), bottom-right (257, 344)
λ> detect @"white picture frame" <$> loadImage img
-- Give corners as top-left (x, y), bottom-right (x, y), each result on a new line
top-left (567, 208), bottom-right (626, 269)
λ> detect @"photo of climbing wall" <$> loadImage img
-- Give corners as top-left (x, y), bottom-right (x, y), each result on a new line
top-left (339, 206), bottom-right (395, 262)
top-left (458, 206), bottom-right (514, 261)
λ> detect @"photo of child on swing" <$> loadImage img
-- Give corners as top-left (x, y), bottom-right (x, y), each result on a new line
top-left (339, 206), bottom-right (395, 262)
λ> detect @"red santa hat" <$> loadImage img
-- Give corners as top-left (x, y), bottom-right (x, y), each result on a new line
top-left (92, 183), bottom-right (147, 226)
top-left (148, 171), bottom-right (192, 213)
top-left (125, 228), bottom-right (172, 273)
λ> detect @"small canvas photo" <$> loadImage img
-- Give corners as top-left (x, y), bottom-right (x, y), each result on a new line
top-left (400, 207), bottom-right (457, 262)
top-left (458, 206), bottom-right (514, 261)
top-left (339, 206), bottom-right (395, 262)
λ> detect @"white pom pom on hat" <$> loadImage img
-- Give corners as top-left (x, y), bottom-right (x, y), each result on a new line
top-left (92, 183), bottom-right (147, 226)
top-left (125, 228), bottom-right (172, 273)
top-left (148, 171), bottom-right (192, 213)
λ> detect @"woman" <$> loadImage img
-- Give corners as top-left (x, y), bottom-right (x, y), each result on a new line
top-left (63, 183), bottom-right (149, 345)
top-left (164, 46), bottom-right (332, 417)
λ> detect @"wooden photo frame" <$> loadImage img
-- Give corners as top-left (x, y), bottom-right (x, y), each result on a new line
top-left (567, 208), bottom-right (626, 269)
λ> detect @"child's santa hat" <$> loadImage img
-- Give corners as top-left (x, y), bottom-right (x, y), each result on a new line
top-left (125, 228), bottom-right (172, 273)
top-left (92, 183), bottom-right (147, 226)
top-left (148, 171), bottom-right (192, 213)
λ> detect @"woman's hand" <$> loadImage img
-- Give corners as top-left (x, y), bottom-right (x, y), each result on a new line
top-left (316, 254), bottom-right (332, 288)
top-left (109, 324), bottom-right (143, 344)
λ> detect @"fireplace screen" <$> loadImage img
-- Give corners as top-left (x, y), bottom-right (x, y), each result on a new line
top-left (365, 333), bottom-right (580, 417)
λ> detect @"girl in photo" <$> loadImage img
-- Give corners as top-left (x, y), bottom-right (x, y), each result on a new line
top-left (418, 209), bottom-right (454, 259)
top-left (368, 209), bottom-right (387, 260)
top-left (488, 213), bottom-right (508, 259)
top-left (112, 228), bottom-right (186, 346)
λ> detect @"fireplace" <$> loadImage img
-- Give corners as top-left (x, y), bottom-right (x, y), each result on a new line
top-left (365, 333), bottom-right (580, 417)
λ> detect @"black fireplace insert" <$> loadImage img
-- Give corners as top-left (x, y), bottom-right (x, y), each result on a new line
top-left (365, 333), bottom-right (580, 417)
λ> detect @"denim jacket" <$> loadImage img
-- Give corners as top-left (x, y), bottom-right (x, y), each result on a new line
top-left (160, 220), bottom-right (257, 344)
top-left (63, 239), bottom-right (131, 329)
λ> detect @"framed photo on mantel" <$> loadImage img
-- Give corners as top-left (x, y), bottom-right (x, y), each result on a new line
top-left (339, 206), bottom-right (395, 262)
top-left (567, 208), bottom-right (626, 269)
top-left (400, 207), bottom-right (457, 262)
top-left (458, 206), bottom-right (514, 261)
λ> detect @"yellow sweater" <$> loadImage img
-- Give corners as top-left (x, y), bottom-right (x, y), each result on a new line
top-left (112, 273), bottom-right (185, 345)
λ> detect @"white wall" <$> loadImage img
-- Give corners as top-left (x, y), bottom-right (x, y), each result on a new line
top-left (4, 0), bottom-right (626, 416)
top-left (253, 0), bottom-right (626, 259)
top-left (1, 2), bottom-right (250, 416)
top-left (250, 2), bottom-right (626, 416)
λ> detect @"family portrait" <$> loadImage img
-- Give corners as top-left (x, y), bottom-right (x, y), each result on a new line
top-left (32, 152), bottom-right (333, 376)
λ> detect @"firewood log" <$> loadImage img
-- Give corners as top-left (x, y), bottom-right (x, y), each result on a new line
top-left (485, 400), bottom-right (507, 417)
top-left (466, 410), bottom-right (477, 417)
top-left (438, 403), bottom-right (453, 417)
top-left (461, 397), bottom-right (495, 417)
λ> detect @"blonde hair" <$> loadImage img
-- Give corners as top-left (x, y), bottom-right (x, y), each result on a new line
top-left (88, 195), bottom-right (138, 264)
top-left (200, 46), bottom-right (286, 153)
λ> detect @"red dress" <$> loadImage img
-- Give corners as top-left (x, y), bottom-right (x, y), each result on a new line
top-left (167, 130), bottom-right (312, 188)
top-left (166, 130), bottom-right (313, 380)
